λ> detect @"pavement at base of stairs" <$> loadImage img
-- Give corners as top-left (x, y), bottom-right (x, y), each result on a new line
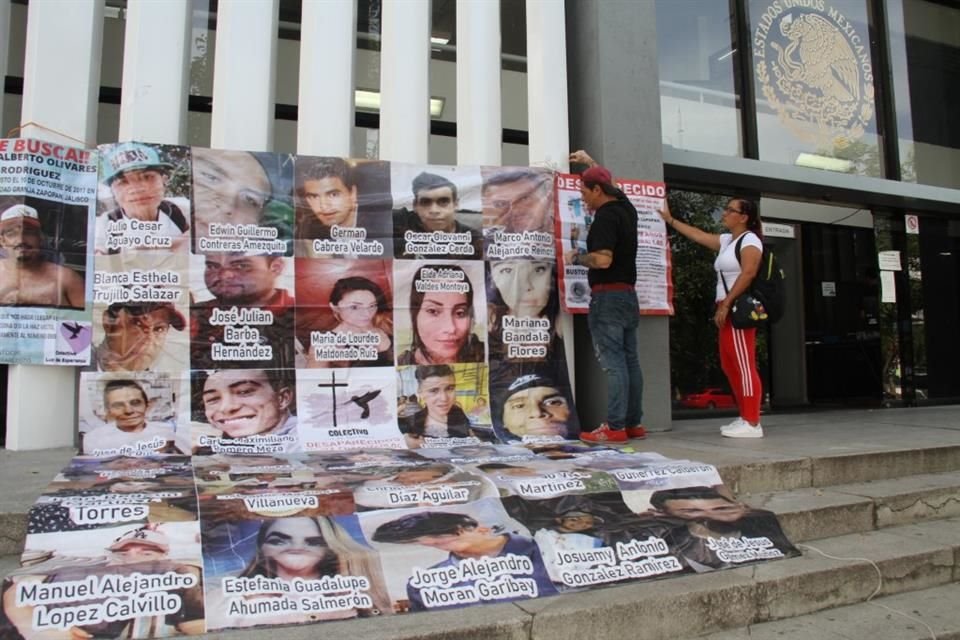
top-left (2, 406), bottom-right (959, 522)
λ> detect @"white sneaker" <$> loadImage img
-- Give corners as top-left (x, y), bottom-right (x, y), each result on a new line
top-left (720, 417), bottom-right (746, 433)
top-left (722, 421), bottom-right (763, 438)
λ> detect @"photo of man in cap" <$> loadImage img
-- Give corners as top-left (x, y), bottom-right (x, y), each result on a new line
top-left (81, 378), bottom-right (180, 456)
top-left (491, 368), bottom-right (579, 442)
top-left (1, 524), bottom-right (204, 637)
top-left (0, 203), bottom-right (85, 309)
top-left (92, 301), bottom-right (187, 371)
top-left (95, 142), bottom-right (190, 255)
top-left (371, 507), bottom-right (557, 611)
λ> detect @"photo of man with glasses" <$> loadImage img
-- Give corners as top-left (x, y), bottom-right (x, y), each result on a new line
top-left (481, 168), bottom-right (555, 260)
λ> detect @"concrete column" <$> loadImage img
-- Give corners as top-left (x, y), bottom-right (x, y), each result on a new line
top-left (0, 0), bottom-right (10, 121)
top-left (378, 0), bottom-right (430, 163)
top-left (566, 0), bottom-right (672, 431)
top-left (210, 0), bottom-right (279, 151)
top-left (526, 0), bottom-right (574, 385)
top-left (298, 0), bottom-right (356, 156)
top-left (526, 0), bottom-right (569, 170)
top-left (7, 0), bottom-right (104, 450)
top-left (456, 0), bottom-right (500, 165)
top-left (119, 0), bottom-right (191, 144)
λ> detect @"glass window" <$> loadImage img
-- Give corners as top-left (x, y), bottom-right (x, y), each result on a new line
top-left (749, 0), bottom-right (883, 177)
top-left (656, 0), bottom-right (743, 156)
top-left (886, 0), bottom-right (960, 188)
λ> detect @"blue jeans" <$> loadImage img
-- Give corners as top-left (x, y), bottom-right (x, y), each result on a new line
top-left (587, 290), bottom-right (643, 429)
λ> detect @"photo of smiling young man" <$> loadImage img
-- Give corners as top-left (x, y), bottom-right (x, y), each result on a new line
top-left (190, 368), bottom-right (300, 455)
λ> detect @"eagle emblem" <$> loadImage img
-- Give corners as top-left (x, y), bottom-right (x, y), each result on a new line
top-left (755, 6), bottom-right (875, 148)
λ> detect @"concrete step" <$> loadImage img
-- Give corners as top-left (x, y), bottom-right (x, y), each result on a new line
top-left (698, 582), bottom-right (960, 639)
top-left (744, 470), bottom-right (960, 543)
top-left (715, 443), bottom-right (960, 495)
top-left (178, 517), bottom-right (960, 640)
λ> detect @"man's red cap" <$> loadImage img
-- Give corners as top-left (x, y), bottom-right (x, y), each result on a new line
top-left (581, 166), bottom-right (613, 186)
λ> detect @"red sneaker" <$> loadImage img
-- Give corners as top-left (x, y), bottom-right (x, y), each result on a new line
top-left (626, 425), bottom-right (647, 439)
top-left (580, 423), bottom-right (627, 444)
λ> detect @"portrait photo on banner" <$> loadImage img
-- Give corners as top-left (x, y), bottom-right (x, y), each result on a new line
top-left (393, 259), bottom-right (487, 366)
top-left (190, 148), bottom-right (294, 256)
top-left (480, 166), bottom-right (555, 261)
top-left (390, 164), bottom-right (483, 260)
top-left (294, 258), bottom-right (394, 368)
top-left (189, 251), bottom-right (296, 371)
top-left (0, 196), bottom-right (87, 310)
top-left (77, 370), bottom-right (189, 457)
top-left (199, 514), bottom-right (391, 630)
top-left (190, 367), bottom-right (300, 455)
top-left (359, 497), bottom-right (549, 613)
top-left (488, 361), bottom-right (580, 444)
top-left (486, 258), bottom-right (563, 363)
top-left (395, 362), bottom-right (493, 449)
top-left (0, 522), bottom-right (205, 637)
top-left (350, 459), bottom-right (499, 512)
top-left (95, 142), bottom-right (192, 256)
top-left (293, 156), bottom-right (392, 258)
top-left (90, 253), bottom-right (191, 373)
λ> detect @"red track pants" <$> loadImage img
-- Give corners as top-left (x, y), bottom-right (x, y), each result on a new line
top-left (718, 318), bottom-right (762, 424)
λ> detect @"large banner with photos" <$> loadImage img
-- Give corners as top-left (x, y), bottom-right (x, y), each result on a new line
top-left (0, 449), bottom-right (799, 637)
top-left (80, 142), bottom-right (585, 457)
top-left (0, 139), bottom-right (96, 365)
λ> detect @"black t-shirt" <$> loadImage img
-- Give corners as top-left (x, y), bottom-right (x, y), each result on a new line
top-left (586, 197), bottom-right (637, 287)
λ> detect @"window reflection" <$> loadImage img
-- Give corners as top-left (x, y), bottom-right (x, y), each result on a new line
top-left (886, 0), bottom-right (960, 188)
top-left (656, 1), bottom-right (743, 156)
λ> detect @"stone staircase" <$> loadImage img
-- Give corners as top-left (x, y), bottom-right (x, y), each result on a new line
top-left (1, 422), bottom-right (958, 639)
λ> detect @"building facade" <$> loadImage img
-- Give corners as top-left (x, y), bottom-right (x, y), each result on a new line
top-left (1, 0), bottom-right (958, 448)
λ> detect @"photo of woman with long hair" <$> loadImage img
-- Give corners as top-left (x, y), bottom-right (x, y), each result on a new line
top-left (206, 516), bottom-right (392, 629)
top-left (486, 259), bottom-right (562, 361)
top-left (320, 276), bottom-right (393, 367)
top-left (396, 263), bottom-right (485, 365)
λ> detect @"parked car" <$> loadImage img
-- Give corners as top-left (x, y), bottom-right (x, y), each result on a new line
top-left (680, 388), bottom-right (736, 410)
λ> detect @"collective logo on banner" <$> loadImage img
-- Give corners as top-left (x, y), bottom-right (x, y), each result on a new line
top-left (752, 0), bottom-right (875, 147)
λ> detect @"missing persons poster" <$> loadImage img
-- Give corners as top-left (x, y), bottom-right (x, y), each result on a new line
top-left (0, 138), bottom-right (96, 364)
top-left (1, 449), bottom-right (799, 636)
top-left (555, 173), bottom-right (673, 315)
top-left (79, 143), bottom-right (590, 457)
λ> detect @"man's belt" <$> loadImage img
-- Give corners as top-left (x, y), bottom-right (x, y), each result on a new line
top-left (590, 282), bottom-right (635, 293)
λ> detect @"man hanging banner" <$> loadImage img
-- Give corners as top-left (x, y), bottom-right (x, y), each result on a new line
top-left (555, 173), bottom-right (673, 315)
top-left (0, 138), bottom-right (96, 364)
